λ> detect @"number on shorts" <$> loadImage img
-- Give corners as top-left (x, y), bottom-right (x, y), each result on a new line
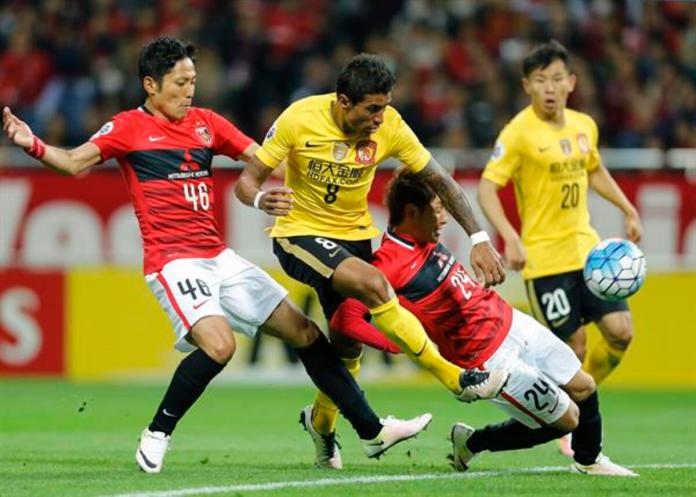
top-left (314, 237), bottom-right (338, 250)
top-left (523, 378), bottom-right (558, 413)
top-left (324, 184), bottom-right (340, 204)
top-left (177, 278), bottom-right (212, 300)
top-left (540, 288), bottom-right (571, 321)
top-left (183, 182), bottom-right (210, 211)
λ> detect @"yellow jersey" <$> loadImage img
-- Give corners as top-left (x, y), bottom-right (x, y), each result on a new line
top-left (482, 105), bottom-right (601, 280)
top-left (255, 93), bottom-right (431, 240)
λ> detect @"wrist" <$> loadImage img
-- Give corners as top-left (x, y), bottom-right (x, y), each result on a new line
top-left (24, 135), bottom-right (46, 160)
top-left (253, 190), bottom-right (265, 209)
top-left (470, 230), bottom-right (490, 246)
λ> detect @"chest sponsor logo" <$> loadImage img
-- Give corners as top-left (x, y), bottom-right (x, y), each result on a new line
top-left (306, 159), bottom-right (365, 185)
top-left (195, 126), bottom-right (212, 146)
top-left (332, 141), bottom-right (349, 161)
top-left (559, 139), bottom-right (572, 156)
top-left (576, 133), bottom-right (589, 154)
top-left (355, 140), bottom-right (377, 165)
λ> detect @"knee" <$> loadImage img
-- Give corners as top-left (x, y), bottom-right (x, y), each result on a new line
top-left (566, 371), bottom-right (596, 402)
top-left (205, 333), bottom-right (236, 364)
top-left (355, 269), bottom-right (392, 307)
top-left (286, 316), bottom-right (320, 349)
top-left (552, 402), bottom-right (579, 433)
top-left (606, 322), bottom-right (633, 350)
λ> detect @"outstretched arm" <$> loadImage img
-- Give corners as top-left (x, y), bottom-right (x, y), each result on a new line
top-left (477, 178), bottom-right (526, 271)
top-left (3, 106), bottom-right (101, 175)
top-left (235, 153), bottom-right (294, 216)
top-left (588, 164), bottom-right (642, 243)
top-left (416, 158), bottom-right (505, 286)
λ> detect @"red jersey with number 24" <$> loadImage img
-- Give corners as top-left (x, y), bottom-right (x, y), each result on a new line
top-left (90, 106), bottom-right (253, 274)
top-left (374, 228), bottom-right (513, 368)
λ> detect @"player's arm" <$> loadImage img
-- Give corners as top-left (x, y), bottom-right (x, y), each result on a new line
top-left (477, 178), bottom-right (526, 271)
top-left (3, 106), bottom-right (101, 175)
top-left (416, 158), bottom-right (505, 286)
top-left (235, 154), bottom-right (294, 216)
top-left (588, 164), bottom-right (642, 243)
top-left (331, 299), bottom-right (402, 354)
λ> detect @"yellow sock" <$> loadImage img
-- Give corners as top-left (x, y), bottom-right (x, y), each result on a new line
top-left (370, 296), bottom-right (461, 393)
top-left (584, 339), bottom-right (626, 384)
top-left (312, 354), bottom-right (362, 435)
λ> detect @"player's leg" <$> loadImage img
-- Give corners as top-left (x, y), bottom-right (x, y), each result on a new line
top-left (220, 250), bottom-right (432, 462)
top-left (583, 287), bottom-right (632, 383)
top-left (137, 256), bottom-right (233, 473)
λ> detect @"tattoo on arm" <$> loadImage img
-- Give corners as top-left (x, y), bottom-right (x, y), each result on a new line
top-left (417, 159), bottom-right (482, 235)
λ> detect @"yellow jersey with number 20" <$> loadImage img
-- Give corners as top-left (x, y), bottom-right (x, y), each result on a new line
top-left (482, 105), bottom-right (601, 280)
top-left (255, 93), bottom-right (431, 240)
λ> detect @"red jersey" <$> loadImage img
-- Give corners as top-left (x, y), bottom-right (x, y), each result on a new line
top-left (90, 106), bottom-right (253, 273)
top-left (334, 228), bottom-right (513, 369)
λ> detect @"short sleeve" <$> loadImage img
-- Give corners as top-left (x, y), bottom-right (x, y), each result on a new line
top-left (585, 115), bottom-right (601, 172)
top-left (481, 125), bottom-right (521, 187)
top-left (208, 110), bottom-right (254, 159)
top-left (388, 110), bottom-right (431, 173)
top-left (255, 109), bottom-right (296, 169)
top-left (89, 116), bottom-right (133, 161)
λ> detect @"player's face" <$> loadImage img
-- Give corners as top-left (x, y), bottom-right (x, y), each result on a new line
top-left (339, 93), bottom-right (391, 137)
top-left (412, 197), bottom-right (447, 244)
top-left (522, 59), bottom-right (576, 120)
top-left (146, 57), bottom-right (197, 121)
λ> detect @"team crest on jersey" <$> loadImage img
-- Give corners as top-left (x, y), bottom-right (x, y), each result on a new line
top-left (490, 140), bottom-right (505, 161)
top-left (355, 140), bottom-right (377, 165)
top-left (559, 139), bottom-right (572, 156)
top-left (195, 126), bottom-right (212, 146)
top-left (333, 141), bottom-right (349, 161)
top-left (90, 121), bottom-right (113, 140)
top-left (576, 133), bottom-right (590, 153)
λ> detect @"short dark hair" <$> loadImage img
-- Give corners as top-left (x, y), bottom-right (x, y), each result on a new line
top-left (336, 53), bottom-right (395, 104)
top-left (522, 39), bottom-right (570, 77)
top-left (138, 37), bottom-right (196, 84)
top-left (386, 169), bottom-right (436, 226)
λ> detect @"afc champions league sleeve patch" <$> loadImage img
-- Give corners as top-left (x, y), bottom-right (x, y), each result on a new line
top-left (264, 121), bottom-right (277, 141)
top-left (490, 140), bottom-right (505, 161)
top-left (90, 121), bottom-right (113, 140)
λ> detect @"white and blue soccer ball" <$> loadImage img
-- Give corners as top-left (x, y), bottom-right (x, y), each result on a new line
top-left (583, 238), bottom-right (647, 301)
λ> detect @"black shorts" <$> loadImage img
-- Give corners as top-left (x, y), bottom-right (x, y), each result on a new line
top-left (272, 235), bottom-right (372, 319)
top-left (525, 269), bottom-right (629, 340)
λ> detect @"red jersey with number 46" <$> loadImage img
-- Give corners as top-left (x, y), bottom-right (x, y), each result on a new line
top-left (374, 228), bottom-right (512, 368)
top-left (90, 106), bottom-right (253, 273)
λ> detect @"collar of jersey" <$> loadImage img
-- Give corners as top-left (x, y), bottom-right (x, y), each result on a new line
top-left (385, 226), bottom-right (418, 250)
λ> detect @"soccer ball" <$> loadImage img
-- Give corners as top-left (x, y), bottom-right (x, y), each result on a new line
top-left (583, 238), bottom-right (647, 301)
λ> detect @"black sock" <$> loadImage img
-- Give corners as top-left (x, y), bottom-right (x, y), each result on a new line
top-left (467, 418), bottom-right (565, 453)
top-left (571, 391), bottom-right (602, 465)
top-left (149, 348), bottom-right (225, 435)
top-left (295, 333), bottom-right (382, 440)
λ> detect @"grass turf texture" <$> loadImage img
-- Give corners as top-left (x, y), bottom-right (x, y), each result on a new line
top-left (1, 380), bottom-right (695, 497)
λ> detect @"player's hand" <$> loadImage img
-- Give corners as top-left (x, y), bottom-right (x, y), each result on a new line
top-left (503, 236), bottom-right (526, 271)
top-left (624, 210), bottom-right (643, 243)
top-left (2, 106), bottom-right (34, 149)
top-left (258, 186), bottom-right (294, 216)
top-left (470, 242), bottom-right (505, 287)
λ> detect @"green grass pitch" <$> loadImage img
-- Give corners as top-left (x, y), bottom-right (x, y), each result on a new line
top-left (1, 380), bottom-right (695, 497)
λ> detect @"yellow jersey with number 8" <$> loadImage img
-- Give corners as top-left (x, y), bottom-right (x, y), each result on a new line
top-left (482, 105), bottom-right (601, 279)
top-left (255, 93), bottom-right (430, 240)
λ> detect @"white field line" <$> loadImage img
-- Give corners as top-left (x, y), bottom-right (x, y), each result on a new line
top-left (101, 463), bottom-right (696, 497)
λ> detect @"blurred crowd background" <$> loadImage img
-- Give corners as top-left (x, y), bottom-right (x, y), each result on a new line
top-left (1, 0), bottom-right (695, 150)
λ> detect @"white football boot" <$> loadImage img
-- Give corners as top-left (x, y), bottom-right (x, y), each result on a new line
top-left (449, 422), bottom-right (477, 471)
top-left (361, 413), bottom-right (433, 459)
top-left (570, 453), bottom-right (638, 477)
top-left (456, 368), bottom-right (510, 403)
top-left (135, 428), bottom-right (170, 474)
top-left (299, 406), bottom-right (342, 469)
